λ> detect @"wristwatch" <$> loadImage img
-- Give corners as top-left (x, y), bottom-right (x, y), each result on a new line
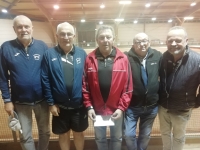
top-left (87, 106), bottom-right (93, 111)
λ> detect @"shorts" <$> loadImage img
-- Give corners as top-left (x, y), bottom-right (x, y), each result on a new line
top-left (52, 106), bottom-right (88, 134)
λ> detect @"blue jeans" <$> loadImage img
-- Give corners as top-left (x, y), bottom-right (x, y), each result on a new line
top-left (158, 106), bottom-right (192, 150)
top-left (124, 105), bottom-right (158, 150)
top-left (15, 101), bottom-right (50, 150)
top-left (94, 115), bottom-right (123, 150)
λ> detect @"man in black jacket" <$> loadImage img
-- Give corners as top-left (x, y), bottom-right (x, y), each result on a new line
top-left (124, 33), bottom-right (162, 150)
top-left (159, 26), bottom-right (200, 150)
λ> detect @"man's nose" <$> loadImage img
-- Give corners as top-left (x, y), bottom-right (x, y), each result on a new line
top-left (171, 41), bottom-right (177, 45)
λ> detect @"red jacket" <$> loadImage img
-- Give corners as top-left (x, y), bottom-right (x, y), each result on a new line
top-left (83, 47), bottom-right (133, 115)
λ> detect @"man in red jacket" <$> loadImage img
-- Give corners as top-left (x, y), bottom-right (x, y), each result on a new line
top-left (83, 25), bottom-right (133, 150)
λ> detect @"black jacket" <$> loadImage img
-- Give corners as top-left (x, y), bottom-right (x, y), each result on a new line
top-left (159, 47), bottom-right (200, 109)
top-left (126, 47), bottom-right (162, 107)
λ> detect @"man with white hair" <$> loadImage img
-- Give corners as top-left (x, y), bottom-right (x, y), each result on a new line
top-left (124, 32), bottom-right (162, 150)
top-left (159, 26), bottom-right (200, 150)
top-left (41, 22), bottom-right (88, 150)
top-left (0, 15), bottom-right (50, 150)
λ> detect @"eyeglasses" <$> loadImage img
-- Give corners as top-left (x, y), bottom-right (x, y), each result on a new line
top-left (135, 40), bottom-right (149, 45)
top-left (59, 32), bottom-right (74, 38)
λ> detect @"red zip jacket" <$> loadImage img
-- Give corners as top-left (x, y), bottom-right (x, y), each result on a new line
top-left (83, 47), bottom-right (133, 115)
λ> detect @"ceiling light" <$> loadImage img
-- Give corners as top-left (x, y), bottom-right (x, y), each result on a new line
top-left (81, 19), bottom-right (85, 22)
top-left (1, 9), bottom-right (8, 13)
top-left (145, 3), bottom-right (151, 7)
top-left (53, 5), bottom-right (59, 10)
top-left (99, 21), bottom-right (103, 24)
top-left (151, 17), bottom-right (156, 21)
top-left (133, 20), bottom-right (138, 24)
top-left (119, 1), bottom-right (132, 5)
top-left (168, 19), bottom-right (173, 23)
top-left (100, 4), bottom-right (105, 9)
top-left (190, 2), bottom-right (196, 6)
top-left (115, 18), bottom-right (124, 22)
top-left (184, 16), bottom-right (194, 20)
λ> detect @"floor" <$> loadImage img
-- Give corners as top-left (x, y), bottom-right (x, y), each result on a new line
top-left (0, 138), bottom-right (200, 150)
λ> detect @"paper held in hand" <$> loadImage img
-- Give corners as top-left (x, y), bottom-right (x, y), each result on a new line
top-left (94, 115), bottom-right (115, 126)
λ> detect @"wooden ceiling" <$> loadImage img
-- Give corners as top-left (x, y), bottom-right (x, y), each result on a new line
top-left (1, 0), bottom-right (200, 25)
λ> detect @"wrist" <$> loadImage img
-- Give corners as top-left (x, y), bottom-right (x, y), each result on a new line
top-left (87, 106), bottom-right (93, 111)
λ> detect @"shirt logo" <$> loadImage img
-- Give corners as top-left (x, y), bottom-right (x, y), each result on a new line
top-left (14, 53), bottom-right (20, 56)
top-left (52, 58), bottom-right (57, 61)
top-left (151, 62), bottom-right (157, 65)
top-left (76, 58), bottom-right (81, 64)
top-left (33, 54), bottom-right (40, 60)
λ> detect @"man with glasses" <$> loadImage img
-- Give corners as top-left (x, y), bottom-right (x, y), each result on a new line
top-left (41, 22), bottom-right (88, 150)
top-left (124, 32), bottom-right (162, 150)
top-left (159, 26), bottom-right (200, 150)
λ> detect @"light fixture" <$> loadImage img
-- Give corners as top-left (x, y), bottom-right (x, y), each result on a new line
top-left (53, 5), bottom-right (59, 10)
top-left (81, 19), bottom-right (86, 22)
top-left (100, 4), bottom-right (105, 9)
top-left (145, 3), bottom-right (151, 7)
top-left (119, 1), bottom-right (132, 5)
top-left (184, 16), bottom-right (194, 20)
top-left (151, 17), bottom-right (156, 21)
top-left (190, 2), bottom-right (196, 6)
top-left (1, 9), bottom-right (8, 13)
top-left (99, 21), bottom-right (103, 24)
top-left (168, 19), bottom-right (173, 23)
top-left (115, 18), bottom-right (124, 22)
top-left (133, 20), bottom-right (138, 24)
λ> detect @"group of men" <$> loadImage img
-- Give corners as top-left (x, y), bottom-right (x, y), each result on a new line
top-left (0, 15), bottom-right (199, 150)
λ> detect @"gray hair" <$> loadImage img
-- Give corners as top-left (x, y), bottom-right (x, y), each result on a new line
top-left (57, 22), bottom-right (75, 34)
top-left (96, 25), bottom-right (115, 40)
top-left (168, 26), bottom-right (187, 37)
top-left (13, 15), bottom-right (32, 26)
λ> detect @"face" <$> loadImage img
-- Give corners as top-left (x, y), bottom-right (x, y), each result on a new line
top-left (96, 29), bottom-right (115, 54)
top-left (56, 25), bottom-right (75, 49)
top-left (166, 29), bottom-right (188, 56)
top-left (13, 16), bottom-right (33, 43)
top-left (133, 33), bottom-right (149, 57)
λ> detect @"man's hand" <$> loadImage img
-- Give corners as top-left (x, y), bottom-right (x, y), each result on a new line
top-left (49, 105), bottom-right (60, 116)
top-left (111, 109), bottom-right (123, 120)
top-left (88, 109), bottom-right (96, 121)
top-left (4, 102), bottom-right (14, 117)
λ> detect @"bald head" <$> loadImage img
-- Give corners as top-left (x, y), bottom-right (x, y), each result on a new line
top-left (133, 33), bottom-right (149, 43)
top-left (57, 22), bottom-right (75, 35)
top-left (133, 32), bottom-right (150, 58)
top-left (13, 15), bottom-right (32, 27)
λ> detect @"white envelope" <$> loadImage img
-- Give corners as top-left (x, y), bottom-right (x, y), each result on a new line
top-left (94, 115), bottom-right (115, 126)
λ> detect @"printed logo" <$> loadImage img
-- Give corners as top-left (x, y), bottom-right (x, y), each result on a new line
top-left (52, 58), bottom-right (57, 61)
top-left (14, 53), bottom-right (20, 56)
top-left (88, 67), bottom-right (93, 71)
top-left (76, 58), bottom-right (81, 64)
top-left (33, 54), bottom-right (40, 60)
top-left (151, 62), bottom-right (157, 65)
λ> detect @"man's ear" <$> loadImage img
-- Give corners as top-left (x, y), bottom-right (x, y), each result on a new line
top-left (13, 26), bottom-right (16, 34)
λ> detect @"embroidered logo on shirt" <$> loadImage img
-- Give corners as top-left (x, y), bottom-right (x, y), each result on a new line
top-left (76, 58), bottom-right (81, 64)
top-left (33, 54), bottom-right (40, 60)
top-left (14, 53), bottom-right (20, 56)
top-left (151, 62), bottom-right (157, 65)
top-left (52, 58), bottom-right (57, 61)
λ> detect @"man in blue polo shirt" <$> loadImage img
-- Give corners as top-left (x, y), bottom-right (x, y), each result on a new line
top-left (41, 22), bottom-right (88, 150)
top-left (0, 15), bottom-right (50, 150)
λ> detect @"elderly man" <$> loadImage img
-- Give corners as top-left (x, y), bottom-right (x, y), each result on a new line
top-left (124, 33), bottom-right (162, 150)
top-left (83, 25), bottom-right (133, 150)
top-left (159, 26), bottom-right (200, 150)
top-left (41, 22), bottom-right (88, 150)
top-left (0, 15), bottom-right (50, 150)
